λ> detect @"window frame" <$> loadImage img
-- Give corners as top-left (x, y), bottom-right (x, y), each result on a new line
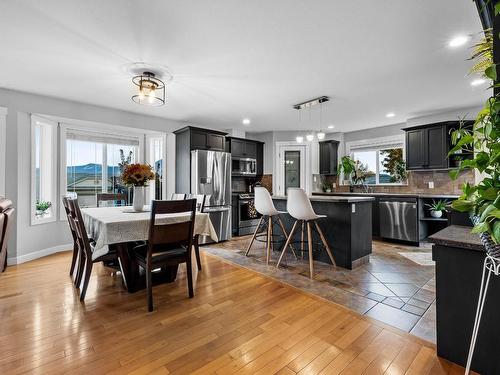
top-left (31, 115), bottom-right (58, 225)
top-left (344, 135), bottom-right (407, 186)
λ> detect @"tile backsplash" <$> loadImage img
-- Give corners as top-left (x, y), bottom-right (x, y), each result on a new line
top-left (319, 170), bottom-right (474, 196)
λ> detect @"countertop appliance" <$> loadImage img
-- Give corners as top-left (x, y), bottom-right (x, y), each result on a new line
top-left (231, 157), bottom-right (256, 176)
top-left (191, 150), bottom-right (232, 242)
top-left (379, 197), bottom-right (418, 243)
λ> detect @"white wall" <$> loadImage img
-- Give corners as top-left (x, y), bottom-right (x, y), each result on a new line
top-left (0, 88), bottom-right (186, 264)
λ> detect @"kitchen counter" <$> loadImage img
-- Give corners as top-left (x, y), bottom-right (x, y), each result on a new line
top-left (429, 225), bottom-right (483, 252)
top-left (312, 192), bottom-right (459, 199)
top-left (272, 195), bottom-right (375, 203)
top-left (272, 196), bottom-right (372, 269)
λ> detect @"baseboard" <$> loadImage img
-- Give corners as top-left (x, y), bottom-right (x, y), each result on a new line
top-left (7, 243), bottom-right (73, 265)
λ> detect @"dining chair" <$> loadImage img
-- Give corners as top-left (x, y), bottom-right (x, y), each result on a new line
top-left (133, 199), bottom-right (197, 312)
top-left (0, 197), bottom-right (14, 274)
top-left (277, 188), bottom-right (336, 279)
top-left (62, 196), bottom-right (79, 278)
top-left (67, 198), bottom-right (117, 301)
top-left (96, 193), bottom-right (127, 207)
top-left (185, 194), bottom-right (206, 271)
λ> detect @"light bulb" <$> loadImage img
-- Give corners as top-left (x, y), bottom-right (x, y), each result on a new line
top-left (138, 88), bottom-right (145, 100)
top-left (296, 136), bottom-right (304, 143)
top-left (147, 88), bottom-right (156, 104)
top-left (317, 132), bottom-right (325, 140)
top-left (306, 134), bottom-right (314, 142)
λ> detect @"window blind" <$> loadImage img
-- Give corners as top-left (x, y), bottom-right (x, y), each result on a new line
top-left (65, 128), bottom-right (140, 146)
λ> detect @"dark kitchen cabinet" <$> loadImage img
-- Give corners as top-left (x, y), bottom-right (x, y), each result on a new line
top-left (319, 140), bottom-right (339, 175)
top-left (189, 129), bottom-right (225, 151)
top-left (404, 123), bottom-right (447, 170)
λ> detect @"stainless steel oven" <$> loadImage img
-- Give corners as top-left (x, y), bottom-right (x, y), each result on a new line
top-left (232, 157), bottom-right (256, 176)
top-left (236, 194), bottom-right (262, 235)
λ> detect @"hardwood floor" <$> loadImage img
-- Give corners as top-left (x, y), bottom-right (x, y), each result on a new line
top-left (0, 251), bottom-right (471, 374)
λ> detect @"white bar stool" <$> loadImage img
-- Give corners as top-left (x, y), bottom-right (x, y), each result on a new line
top-left (245, 187), bottom-right (297, 265)
top-left (277, 188), bottom-right (336, 279)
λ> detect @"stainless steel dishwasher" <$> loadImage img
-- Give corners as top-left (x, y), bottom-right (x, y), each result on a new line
top-left (379, 197), bottom-right (418, 242)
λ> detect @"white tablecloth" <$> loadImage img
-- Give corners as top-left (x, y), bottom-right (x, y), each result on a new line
top-left (82, 206), bottom-right (218, 260)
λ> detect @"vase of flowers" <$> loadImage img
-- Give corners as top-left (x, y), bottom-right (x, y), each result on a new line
top-left (121, 163), bottom-right (155, 211)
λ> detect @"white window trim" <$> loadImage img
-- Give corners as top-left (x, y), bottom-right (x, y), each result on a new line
top-left (275, 141), bottom-right (311, 195)
top-left (145, 133), bottom-right (168, 202)
top-left (58, 120), bottom-right (165, 218)
top-left (343, 134), bottom-right (406, 186)
top-left (31, 115), bottom-right (58, 226)
top-left (0, 107), bottom-right (7, 196)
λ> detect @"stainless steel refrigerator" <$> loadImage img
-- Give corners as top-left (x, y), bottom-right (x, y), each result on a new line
top-left (191, 150), bottom-right (232, 242)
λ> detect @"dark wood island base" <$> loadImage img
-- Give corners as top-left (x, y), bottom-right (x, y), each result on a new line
top-left (272, 195), bottom-right (374, 270)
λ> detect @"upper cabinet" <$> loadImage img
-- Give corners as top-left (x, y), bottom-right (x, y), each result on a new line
top-left (188, 128), bottom-right (226, 151)
top-left (403, 121), bottom-right (473, 170)
top-left (319, 140), bottom-right (339, 175)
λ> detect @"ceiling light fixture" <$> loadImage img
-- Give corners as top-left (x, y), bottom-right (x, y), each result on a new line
top-left (242, 118), bottom-right (251, 125)
top-left (132, 71), bottom-right (165, 106)
top-left (317, 131), bottom-right (325, 140)
top-left (306, 134), bottom-right (314, 142)
top-left (386, 112), bottom-right (395, 118)
top-left (328, 125), bottom-right (335, 129)
top-left (296, 136), bottom-right (304, 143)
top-left (448, 35), bottom-right (469, 48)
top-left (471, 78), bottom-right (486, 86)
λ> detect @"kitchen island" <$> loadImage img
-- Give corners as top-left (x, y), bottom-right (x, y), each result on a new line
top-left (272, 195), bottom-right (374, 269)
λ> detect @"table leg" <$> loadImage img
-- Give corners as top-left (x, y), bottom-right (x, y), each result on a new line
top-left (115, 242), bottom-right (138, 293)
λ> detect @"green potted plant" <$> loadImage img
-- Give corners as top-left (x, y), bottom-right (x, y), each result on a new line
top-left (36, 200), bottom-right (52, 217)
top-left (449, 28), bottom-right (499, 250)
top-left (322, 182), bottom-right (332, 193)
top-left (425, 199), bottom-right (450, 218)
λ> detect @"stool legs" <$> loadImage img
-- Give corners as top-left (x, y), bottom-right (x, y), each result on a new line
top-left (266, 217), bottom-right (272, 265)
top-left (307, 222), bottom-right (314, 278)
top-left (245, 216), bottom-right (264, 256)
top-left (277, 217), bottom-right (298, 259)
top-left (465, 256), bottom-right (494, 374)
top-left (277, 220), bottom-right (298, 267)
top-left (314, 221), bottom-right (336, 266)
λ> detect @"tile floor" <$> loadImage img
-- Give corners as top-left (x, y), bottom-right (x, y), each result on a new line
top-left (203, 235), bottom-right (437, 343)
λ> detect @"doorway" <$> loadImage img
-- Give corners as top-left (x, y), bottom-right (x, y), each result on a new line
top-left (275, 142), bottom-right (309, 195)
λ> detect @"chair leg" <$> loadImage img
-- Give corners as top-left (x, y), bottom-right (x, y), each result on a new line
top-left (80, 258), bottom-right (93, 301)
top-left (146, 261), bottom-right (153, 312)
top-left (245, 216), bottom-right (264, 256)
top-left (69, 242), bottom-right (78, 276)
top-left (307, 222), bottom-right (314, 279)
top-left (186, 251), bottom-right (194, 299)
top-left (277, 216), bottom-right (298, 260)
top-left (266, 216), bottom-right (272, 265)
top-left (314, 221), bottom-right (336, 266)
top-left (465, 257), bottom-right (492, 374)
top-left (301, 221), bottom-right (305, 259)
top-left (75, 249), bottom-right (85, 288)
top-left (277, 220), bottom-right (298, 268)
top-left (194, 234), bottom-right (202, 271)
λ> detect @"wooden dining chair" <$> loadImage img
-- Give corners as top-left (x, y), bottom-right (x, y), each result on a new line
top-left (68, 198), bottom-right (117, 301)
top-left (133, 199), bottom-right (197, 312)
top-left (96, 193), bottom-right (127, 207)
top-left (185, 194), bottom-right (206, 271)
top-left (0, 198), bottom-right (14, 274)
top-left (62, 196), bottom-right (79, 278)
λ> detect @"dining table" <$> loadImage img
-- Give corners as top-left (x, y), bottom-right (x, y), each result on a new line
top-left (81, 206), bottom-right (218, 292)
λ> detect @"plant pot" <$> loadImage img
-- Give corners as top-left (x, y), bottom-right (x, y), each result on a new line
top-left (325, 189), bottom-right (332, 193)
top-left (132, 186), bottom-right (145, 212)
top-left (430, 210), bottom-right (443, 218)
top-left (471, 216), bottom-right (500, 257)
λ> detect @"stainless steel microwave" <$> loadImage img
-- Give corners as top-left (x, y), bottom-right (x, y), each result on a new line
top-left (232, 157), bottom-right (256, 176)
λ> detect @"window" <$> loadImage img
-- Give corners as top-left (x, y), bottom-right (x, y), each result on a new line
top-left (65, 130), bottom-right (139, 208)
top-left (348, 136), bottom-right (406, 185)
top-left (147, 135), bottom-right (165, 200)
top-left (31, 116), bottom-right (57, 224)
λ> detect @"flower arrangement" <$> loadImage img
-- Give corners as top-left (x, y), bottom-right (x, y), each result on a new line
top-left (121, 163), bottom-right (155, 187)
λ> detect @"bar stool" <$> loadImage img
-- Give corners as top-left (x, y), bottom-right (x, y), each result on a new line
top-left (245, 187), bottom-right (297, 265)
top-left (277, 188), bottom-right (336, 279)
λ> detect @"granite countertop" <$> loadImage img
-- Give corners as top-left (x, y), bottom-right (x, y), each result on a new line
top-left (428, 225), bottom-right (484, 252)
top-left (272, 195), bottom-right (375, 203)
top-left (312, 192), bottom-right (460, 199)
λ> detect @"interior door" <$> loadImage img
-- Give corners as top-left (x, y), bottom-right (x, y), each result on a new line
top-left (277, 144), bottom-right (308, 195)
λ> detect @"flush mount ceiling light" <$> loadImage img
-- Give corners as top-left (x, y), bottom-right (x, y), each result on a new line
top-left (448, 35), bottom-right (470, 48)
top-left (386, 112), bottom-right (395, 118)
top-left (471, 78), bottom-right (486, 86)
top-left (242, 118), bottom-right (251, 125)
top-left (132, 72), bottom-right (165, 106)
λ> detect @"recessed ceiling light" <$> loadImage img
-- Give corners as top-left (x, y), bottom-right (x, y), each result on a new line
top-left (242, 118), bottom-right (251, 125)
top-left (448, 35), bottom-right (469, 48)
top-left (386, 112), bottom-right (395, 118)
top-left (471, 78), bottom-right (486, 86)
top-left (328, 125), bottom-right (335, 129)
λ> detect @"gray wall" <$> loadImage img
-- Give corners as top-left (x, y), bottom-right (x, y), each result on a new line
top-left (1, 88), bottom-right (185, 263)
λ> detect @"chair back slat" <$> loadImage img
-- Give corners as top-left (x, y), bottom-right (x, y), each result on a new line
top-left (148, 199), bottom-right (196, 249)
top-left (68, 199), bottom-right (93, 258)
top-left (0, 208), bottom-right (15, 258)
top-left (97, 193), bottom-right (127, 207)
top-left (62, 196), bottom-right (78, 242)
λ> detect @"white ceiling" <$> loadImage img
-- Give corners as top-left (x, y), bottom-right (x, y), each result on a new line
top-left (0, 0), bottom-right (490, 133)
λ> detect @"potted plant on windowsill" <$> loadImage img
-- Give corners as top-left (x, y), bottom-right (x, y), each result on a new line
top-left (35, 200), bottom-right (52, 217)
top-left (121, 163), bottom-right (155, 212)
top-left (426, 199), bottom-right (450, 218)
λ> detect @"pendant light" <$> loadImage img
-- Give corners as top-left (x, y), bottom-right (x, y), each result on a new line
top-left (317, 101), bottom-right (325, 140)
top-left (306, 105), bottom-right (314, 141)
